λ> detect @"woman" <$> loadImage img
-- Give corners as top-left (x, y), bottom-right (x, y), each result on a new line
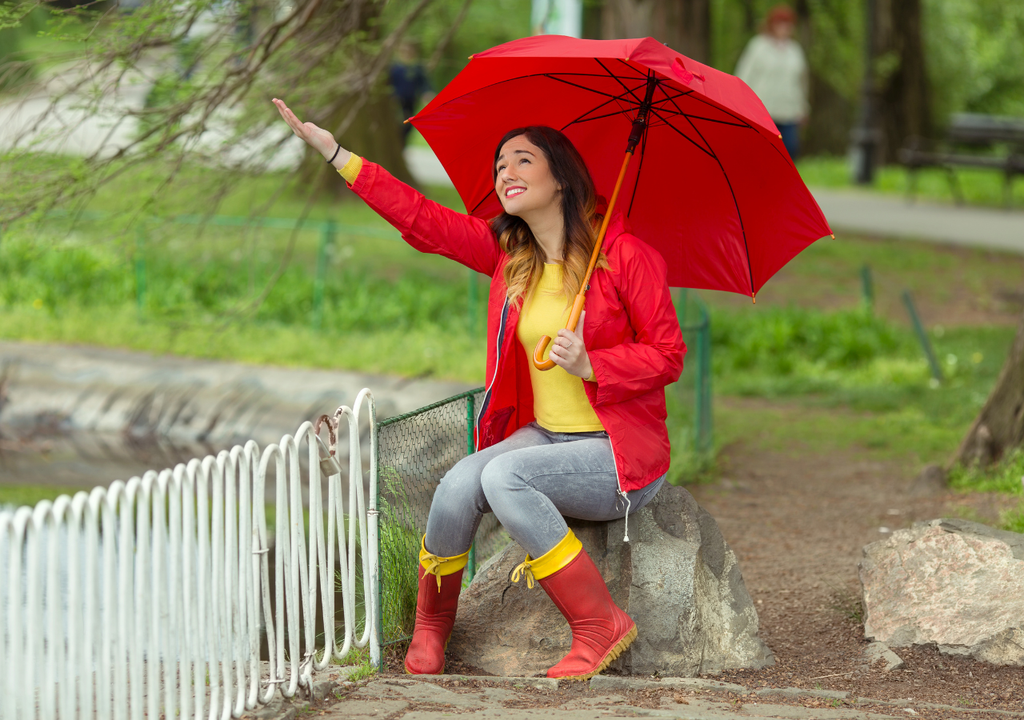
top-left (273, 98), bottom-right (685, 680)
top-left (735, 4), bottom-right (809, 160)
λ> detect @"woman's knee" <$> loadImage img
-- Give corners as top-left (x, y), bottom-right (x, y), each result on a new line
top-left (431, 455), bottom-right (487, 510)
top-left (478, 454), bottom-right (527, 502)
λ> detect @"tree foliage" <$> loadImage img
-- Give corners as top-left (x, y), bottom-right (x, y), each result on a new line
top-left (0, 0), bottom-right (523, 225)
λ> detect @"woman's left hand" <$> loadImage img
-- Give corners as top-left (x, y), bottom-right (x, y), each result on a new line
top-left (549, 311), bottom-right (594, 380)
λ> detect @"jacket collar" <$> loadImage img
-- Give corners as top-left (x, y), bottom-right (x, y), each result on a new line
top-left (600, 211), bottom-right (630, 250)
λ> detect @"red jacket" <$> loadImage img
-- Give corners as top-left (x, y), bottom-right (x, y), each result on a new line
top-left (350, 161), bottom-right (686, 492)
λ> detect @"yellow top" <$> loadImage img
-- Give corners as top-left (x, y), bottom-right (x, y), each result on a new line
top-left (338, 153), bottom-right (364, 183)
top-left (517, 264), bottom-right (603, 433)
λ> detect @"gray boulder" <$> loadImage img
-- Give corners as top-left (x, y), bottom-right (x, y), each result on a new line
top-left (447, 485), bottom-right (773, 677)
top-left (860, 518), bottom-right (1024, 666)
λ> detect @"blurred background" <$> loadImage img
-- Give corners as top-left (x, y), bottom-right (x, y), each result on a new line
top-left (1, 0), bottom-right (1023, 523)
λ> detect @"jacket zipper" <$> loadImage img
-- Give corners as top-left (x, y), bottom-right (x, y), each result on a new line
top-left (474, 296), bottom-right (510, 452)
top-left (477, 295), bottom-right (632, 543)
top-left (607, 433), bottom-right (631, 542)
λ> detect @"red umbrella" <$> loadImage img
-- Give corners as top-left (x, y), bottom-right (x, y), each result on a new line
top-left (409, 35), bottom-right (832, 367)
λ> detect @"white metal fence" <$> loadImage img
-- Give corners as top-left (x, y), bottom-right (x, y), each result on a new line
top-left (0, 389), bottom-right (380, 720)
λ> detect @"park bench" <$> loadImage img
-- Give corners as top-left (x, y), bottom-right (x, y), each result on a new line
top-left (898, 113), bottom-right (1024, 207)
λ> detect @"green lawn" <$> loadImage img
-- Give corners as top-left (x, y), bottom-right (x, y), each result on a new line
top-left (2, 154), bottom-right (1023, 518)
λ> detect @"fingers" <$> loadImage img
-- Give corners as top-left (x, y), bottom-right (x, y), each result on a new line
top-left (272, 98), bottom-right (306, 138)
top-left (549, 332), bottom-right (581, 371)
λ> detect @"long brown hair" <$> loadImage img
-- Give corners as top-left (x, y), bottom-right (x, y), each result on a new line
top-left (490, 126), bottom-right (604, 309)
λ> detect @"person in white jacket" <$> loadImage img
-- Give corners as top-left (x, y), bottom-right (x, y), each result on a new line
top-left (735, 4), bottom-right (809, 160)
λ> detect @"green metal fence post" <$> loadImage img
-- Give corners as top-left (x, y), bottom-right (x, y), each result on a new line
top-left (902, 289), bottom-right (943, 382)
top-left (861, 264), bottom-right (874, 311)
top-left (134, 226), bottom-right (147, 314)
top-left (313, 220), bottom-right (335, 328)
top-left (697, 303), bottom-right (713, 456)
top-left (674, 287), bottom-right (688, 324)
top-left (466, 393), bottom-right (477, 581)
top-left (468, 270), bottom-right (479, 337)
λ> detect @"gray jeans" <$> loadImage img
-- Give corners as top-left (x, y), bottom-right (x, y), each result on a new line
top-left (424, 423), bottom-right (665, 559)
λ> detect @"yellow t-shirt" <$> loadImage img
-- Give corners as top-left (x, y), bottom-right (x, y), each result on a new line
top-left (517, 264), bottom-right (603, 433)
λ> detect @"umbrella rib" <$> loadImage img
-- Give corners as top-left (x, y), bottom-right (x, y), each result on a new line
top-left (626, 116), bottom-right (650, 217)
top-left (595, 59), bottom-right (647, 107)
top-left (646, 108), bottom-right (715, 159)
top-left (651, 84), bottom-right (695, 115)
top-left (614, 57), bottom-right (650, 79)
top-left (680, 113), bottom-right (757, 298)
top-left (677, 114), bottom-right (752, 128)
top-left (543, 73), bottom-right (644, 104)
top-left (562, 106), bottom-right (637, 129)
top-left (671, 90), bottom-right (758, 132)
top-left (559, 85), bottom-right (647, 130)
top-left (470, 188), bottom-right (496, 215)
top-left (662, 86), bottom-right (792, 164)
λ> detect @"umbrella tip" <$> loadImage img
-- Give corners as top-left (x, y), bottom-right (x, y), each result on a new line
top-left (403, 118), bottom-right (411, 124)
top-left (752, 294), bottom-right (756, 305)
top-left (468, 54), bottom-right (474, 59)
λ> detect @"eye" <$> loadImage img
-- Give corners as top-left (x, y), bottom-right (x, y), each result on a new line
top-left (496, 163), bottom-right (506, 173)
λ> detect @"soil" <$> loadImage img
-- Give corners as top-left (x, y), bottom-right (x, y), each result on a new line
top-left (380, 433), bottom-right (1024, 718)
top-left (688, 439), bottom-right (1024, 714)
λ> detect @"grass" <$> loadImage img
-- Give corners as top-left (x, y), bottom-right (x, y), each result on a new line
top-left (797, 155), bottom-right (1024, 210)
top-left (3, 151), bottom-right (1023, 528)
top-left (0, 162), bottom-right (488, 382)
top-left (0, 484), bottom-right (83, 510)
top-left (949, 448), bottom-right (1024, 495)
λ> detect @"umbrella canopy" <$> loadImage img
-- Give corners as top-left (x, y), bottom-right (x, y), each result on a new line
top-left (410, 35), bottom-right (832, 298)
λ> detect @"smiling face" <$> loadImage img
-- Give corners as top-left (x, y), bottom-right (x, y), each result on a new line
top-left (494, 135), bottom-right (562, 217)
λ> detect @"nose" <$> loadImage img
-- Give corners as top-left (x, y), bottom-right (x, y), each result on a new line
top-left (499, 165), bottom-right (517, 184)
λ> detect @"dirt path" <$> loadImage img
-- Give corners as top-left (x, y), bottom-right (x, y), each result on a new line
top-left (689, 438), bottom-right (1023, 712)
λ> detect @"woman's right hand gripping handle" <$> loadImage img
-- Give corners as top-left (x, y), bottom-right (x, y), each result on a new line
top-left (272, 98), bottom-right (350, 169)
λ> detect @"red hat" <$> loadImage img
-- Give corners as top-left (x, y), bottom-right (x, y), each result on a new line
top-left (767, 4), bottom-right (797, 26)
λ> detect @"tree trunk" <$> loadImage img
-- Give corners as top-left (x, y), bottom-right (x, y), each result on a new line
top-left (793, 0), bottom-right (855, 156)
top-left (601, 0), bottom-right (710, 64)
top-left (954, 309), bottom-right (1024, 468)
top-left (873, 0), bottom-right (931, 163)
top-left (298, 0), bottom-right (415, 198)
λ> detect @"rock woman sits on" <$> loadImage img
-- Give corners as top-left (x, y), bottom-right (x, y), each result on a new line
top-left (273, 98), bottom-right (686, 679)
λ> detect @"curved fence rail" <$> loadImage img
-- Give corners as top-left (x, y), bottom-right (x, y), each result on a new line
top-left (0, 390), bottom-right (380, 720)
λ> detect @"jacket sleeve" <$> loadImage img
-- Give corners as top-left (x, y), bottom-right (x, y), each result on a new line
top-left (587, 239), bottom-right (686, 406)
top-left (347, 160), bottom-right (502, 277)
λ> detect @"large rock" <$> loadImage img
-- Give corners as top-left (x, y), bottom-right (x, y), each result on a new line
top-left (860, 518), bottom-right (1024, 665)
top-left (448, 485), bottom-right (773, 677)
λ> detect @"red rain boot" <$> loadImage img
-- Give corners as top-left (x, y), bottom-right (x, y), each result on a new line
top-left (513, 530), bottom-right (636, 680)
top-left (403, 538), bottom-right (467, 675)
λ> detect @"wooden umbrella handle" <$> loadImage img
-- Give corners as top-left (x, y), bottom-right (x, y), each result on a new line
top-left (532, 149), bottom-right (635, 371)
top-left (533, 293), bottom-right (586, 370)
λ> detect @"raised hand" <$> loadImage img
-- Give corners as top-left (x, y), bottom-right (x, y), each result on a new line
top-left (272, 98), bottom-right (349, 165)
top-left (550, 311), bottom-right (593, 380)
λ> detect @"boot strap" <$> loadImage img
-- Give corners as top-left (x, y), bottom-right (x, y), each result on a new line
top-left (419, 536), bottom-right (469, 591)
top-left (511, 531), bottom-right (583, 588)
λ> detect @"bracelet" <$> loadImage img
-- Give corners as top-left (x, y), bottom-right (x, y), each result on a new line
top-left (326, 144), bottom-right (342, 164)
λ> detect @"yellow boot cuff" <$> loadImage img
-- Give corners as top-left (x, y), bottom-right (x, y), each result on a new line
top-left (511, 530), bottom-right (583, 589)
top-left (419, 536), bottom-right (469, 590)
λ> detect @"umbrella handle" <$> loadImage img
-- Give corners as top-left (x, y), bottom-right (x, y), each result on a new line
top-left (532, 148), bottom-right (636, 371)
top-left (533, 294), bottom-right (586, 371)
